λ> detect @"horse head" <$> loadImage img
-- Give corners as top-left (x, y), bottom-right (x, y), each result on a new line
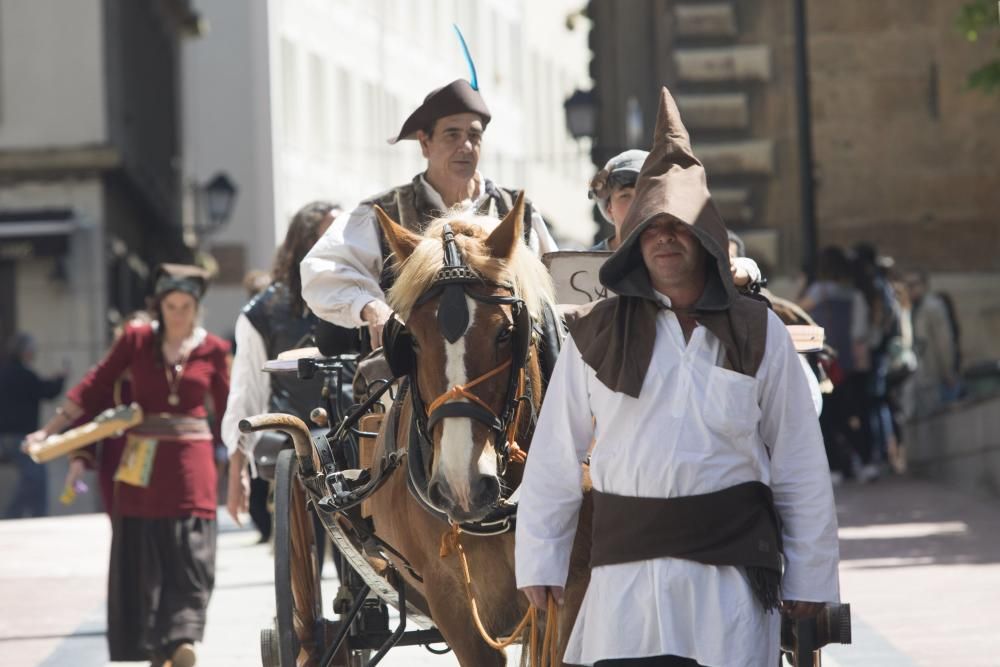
top-left (375, 194), bottom-right (553, 523)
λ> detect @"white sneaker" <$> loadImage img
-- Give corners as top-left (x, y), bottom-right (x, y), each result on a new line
top-left (829, 471), bottom-right (844, 486)
top-left (858, 463), bottom-right (881, 483)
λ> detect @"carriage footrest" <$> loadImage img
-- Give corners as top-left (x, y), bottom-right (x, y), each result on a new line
top-left (347, 629), bottom-right (446, 650)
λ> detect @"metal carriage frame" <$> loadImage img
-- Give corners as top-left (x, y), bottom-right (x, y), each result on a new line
top-left (251, 354), bottom-right (451, 667)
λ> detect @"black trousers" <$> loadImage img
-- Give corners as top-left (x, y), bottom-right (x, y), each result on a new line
top-left (248, 473), bottom-right (272, 540)
top-left (107, 516), bottom-right (217, 660)
top-left (595, 657), bottom-right (706, 667)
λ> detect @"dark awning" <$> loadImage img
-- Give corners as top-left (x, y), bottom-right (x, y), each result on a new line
top-left (0, 209), bottom-right (80, 259)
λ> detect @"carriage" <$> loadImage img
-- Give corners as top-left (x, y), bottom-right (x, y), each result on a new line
top-left (248, 351), bottom-right (448, 666)
top-left (240, 201), bottom-right (849, 667)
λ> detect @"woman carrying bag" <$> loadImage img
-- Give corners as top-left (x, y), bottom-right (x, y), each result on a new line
top-left (24, 263), bottom-right (230, 667)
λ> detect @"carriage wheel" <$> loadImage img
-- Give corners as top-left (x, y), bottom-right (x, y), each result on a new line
top-left (273, 448), bottom-right (324, 667)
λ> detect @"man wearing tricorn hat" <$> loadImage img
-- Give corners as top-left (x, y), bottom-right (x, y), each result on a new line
top-left (515, 88), bottom-right (840, 666)
top-left (301, 78), bottom-right (556, 349)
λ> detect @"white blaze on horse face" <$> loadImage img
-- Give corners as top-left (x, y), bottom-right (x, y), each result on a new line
top-left (436, 297), bottom-right (477, 512)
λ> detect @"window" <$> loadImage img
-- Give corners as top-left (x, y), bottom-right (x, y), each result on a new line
top-left (308, 52), bottom-right (327, 153)
top-left (280, 39), bottom-right (301, 147)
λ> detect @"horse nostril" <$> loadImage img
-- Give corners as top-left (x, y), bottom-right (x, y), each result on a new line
top-left (428, 480), bottom-right (451, 510)
top-left (473, 476), bottom-right (501, 508)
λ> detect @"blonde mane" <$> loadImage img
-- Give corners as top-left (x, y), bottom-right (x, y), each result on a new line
top-left (387, 212), bottom-right (555, 321)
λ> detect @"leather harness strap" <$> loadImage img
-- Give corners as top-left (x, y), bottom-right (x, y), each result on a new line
top-left (426, 358), bottom-right (513, 423)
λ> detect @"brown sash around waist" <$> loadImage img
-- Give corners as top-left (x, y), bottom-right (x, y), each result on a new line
top-left (130, 415), bottom-right (211, 440)
top-left (590, 481), bottom-right (783, 609)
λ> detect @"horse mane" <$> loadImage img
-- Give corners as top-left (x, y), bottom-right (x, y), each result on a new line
top-left (387, 212), bottom-right (556, 322)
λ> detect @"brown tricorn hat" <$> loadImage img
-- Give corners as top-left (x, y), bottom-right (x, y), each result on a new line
top-left (597, 86), bottom-right (735, 311)
top-left (388, 79), bottom-right (492, 144)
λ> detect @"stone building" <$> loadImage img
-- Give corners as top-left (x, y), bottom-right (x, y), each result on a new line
top-left (185, 0), bottom-right (597, 336)
top-left (0, 0), bottom-right (200, 514)
top-left (586, 0), bottom-right (1000, 366)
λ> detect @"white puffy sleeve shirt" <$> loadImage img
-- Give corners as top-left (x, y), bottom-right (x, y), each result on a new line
top-left (515, 304), bottom-right (840, 667)
top-left (300, 174), bottom-right (558, 328)
top-left (220, 313), bottom-right (269, 460)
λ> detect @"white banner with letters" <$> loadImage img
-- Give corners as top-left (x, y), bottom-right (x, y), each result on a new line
top-left (542, 251), bottom-right (611, 305)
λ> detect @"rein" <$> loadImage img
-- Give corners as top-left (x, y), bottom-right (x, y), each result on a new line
top-left (440, 523), bottom-right (559, 666)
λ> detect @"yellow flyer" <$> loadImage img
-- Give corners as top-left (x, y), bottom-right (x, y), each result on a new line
top-left (114, 436), bottom-right (158, 487)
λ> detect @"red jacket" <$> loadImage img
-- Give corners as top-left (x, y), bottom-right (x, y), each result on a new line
top-left (67, 324), bottom-right (230, 519)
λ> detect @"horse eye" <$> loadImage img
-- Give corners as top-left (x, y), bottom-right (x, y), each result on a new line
top-left (496, 327), bottom-right (513, 343)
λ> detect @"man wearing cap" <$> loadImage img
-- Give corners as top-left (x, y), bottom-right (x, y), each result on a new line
top-left (515, 88), bottom-right (840, 666)
top-left (590, 149), bottom-right (762, 290)
top-left (588, 149), bottom-right (648, 252)
top-left (302, 79), bottom-right (557, 349)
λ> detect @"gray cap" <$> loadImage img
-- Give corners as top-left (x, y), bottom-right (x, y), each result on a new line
top-left (588, 149), bottom-right (649, 222)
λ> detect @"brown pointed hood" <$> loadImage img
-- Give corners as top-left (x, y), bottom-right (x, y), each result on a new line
top-left (569, 87), bottom-right (767, 397)
top-left (599, 87), bottom-right (735, 309)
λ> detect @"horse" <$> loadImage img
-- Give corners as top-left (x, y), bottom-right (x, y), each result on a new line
top-left (364, 194), bottom-right (592, 666)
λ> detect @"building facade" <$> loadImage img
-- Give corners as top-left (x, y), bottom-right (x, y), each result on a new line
top-left (0, 0), bottom-right (197, 514)
top-left (184, 0), bottom-right (596, 337)
top-left (587, 0), bottom-right (1000, 366)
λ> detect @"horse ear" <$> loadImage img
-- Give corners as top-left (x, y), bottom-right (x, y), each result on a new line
top-left (374, 205), bottom-right (421, 261)
top-left (485, 191), bottom-right (525, 259)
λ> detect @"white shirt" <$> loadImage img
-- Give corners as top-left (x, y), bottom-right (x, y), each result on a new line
top-left (515, 297), bottom-right (840, 666)
top-left (220, 313), bottom-right (270, 461)
top-left (301, 173), bottom-right (558, 328)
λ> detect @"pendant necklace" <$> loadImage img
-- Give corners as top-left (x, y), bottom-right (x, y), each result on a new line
top-left (164, 340), bottom-right (193, 408)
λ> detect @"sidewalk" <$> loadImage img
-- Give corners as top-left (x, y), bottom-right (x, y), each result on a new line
top-left (824, 475), bottom-right (1000, 667)
top-left (0, 510), bottom-right (489, 666)
top-left (1, 476), bottom-right (998, 666)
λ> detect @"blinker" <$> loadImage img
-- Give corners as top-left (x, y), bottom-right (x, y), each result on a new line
top-left (438, 285), bottom-right (470, 342)
top-left (437, 224), bottom-right (471, 342)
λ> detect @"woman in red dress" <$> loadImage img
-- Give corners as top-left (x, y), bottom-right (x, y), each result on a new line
top-left (25, 264), bottom-right (230, 667)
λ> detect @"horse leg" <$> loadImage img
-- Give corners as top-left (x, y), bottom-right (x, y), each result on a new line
top-left (422, 569), bottom-right (508, 667)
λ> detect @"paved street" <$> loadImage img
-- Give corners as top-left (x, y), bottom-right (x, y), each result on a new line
top-left (2, 475), bottom-right (998, 666)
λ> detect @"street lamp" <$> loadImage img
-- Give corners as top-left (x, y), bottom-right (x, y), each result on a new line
top-left (563, 88), bottom-right (597, 140)
top-left (183, 172), bottom-right (238, 249)
top-left (199, 172), bottom-right (238, 232)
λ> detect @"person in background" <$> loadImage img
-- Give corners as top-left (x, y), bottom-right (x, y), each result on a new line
top-left (728, 231), bottom-right (824, 416)
top-left (852, 243), bottom-right (902, 474)
top-left (800, 246), bottom-right (872, 483)
top-left (222, 201), bottom-right (341, 537)
top-left (241, 269), bottom-right (272, 301)
top-left (301, 77), bottom-right (557, 350)
top-left (588, 149), bottom-right (648, 252)
top-left (904, 270), bottom-right (960, 417)
top-left (1, 333), bottom-right (66, 518)
top-left (25, 264), bottom-right (230, 667)
top-left (223, 270), bottom-right (272, 542)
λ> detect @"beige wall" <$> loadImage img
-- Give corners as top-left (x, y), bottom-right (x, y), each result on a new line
top-left (0, 0), bottom-right (107, 148)
top-left (809, 0), bottom-right (1000, 274)
top-left (805, 0), bottom-right (1000, 367)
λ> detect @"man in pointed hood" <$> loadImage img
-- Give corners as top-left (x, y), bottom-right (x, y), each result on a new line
top-left (515, 88), bottom-right (840, 667)
top-left (300, 78), bottom-right (557, 350)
